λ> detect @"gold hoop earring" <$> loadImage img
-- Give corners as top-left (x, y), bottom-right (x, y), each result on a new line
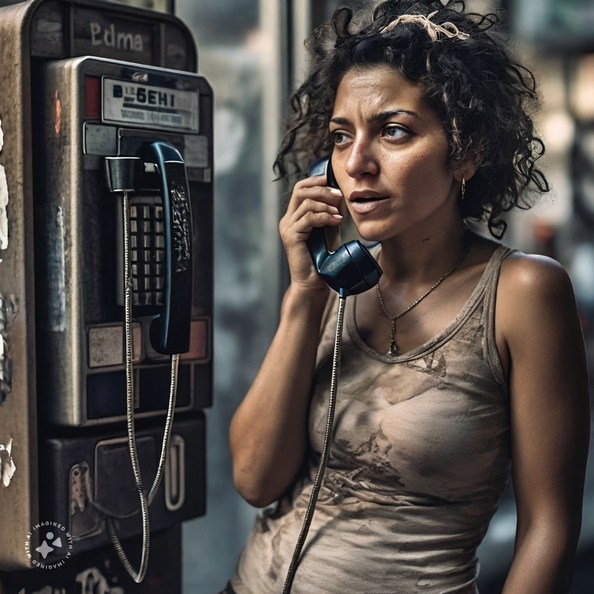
top-left (460, 175), bottom-right (466, 201)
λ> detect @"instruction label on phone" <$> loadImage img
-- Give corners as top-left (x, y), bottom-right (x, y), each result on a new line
top-left (102, 78), bottom-right (199, 132)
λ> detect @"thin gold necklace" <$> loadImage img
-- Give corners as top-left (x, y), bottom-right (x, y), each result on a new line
top-left (376, 236), bottom-right (471, 357)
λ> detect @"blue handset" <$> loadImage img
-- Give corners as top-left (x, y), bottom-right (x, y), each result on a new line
top-left (144, 141), bottom-right (193, 354)
top-left (306, 156), bottom-right (382, 296)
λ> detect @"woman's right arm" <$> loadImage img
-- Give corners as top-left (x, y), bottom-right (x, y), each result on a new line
top-left (229, 173), bottom-right (343, 508)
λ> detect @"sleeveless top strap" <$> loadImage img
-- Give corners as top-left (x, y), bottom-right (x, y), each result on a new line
top-left (481, 245), bottom-right (516, 388)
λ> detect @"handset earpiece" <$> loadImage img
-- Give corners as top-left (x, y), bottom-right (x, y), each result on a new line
top-left (306, 156), bottom-right (382, 296)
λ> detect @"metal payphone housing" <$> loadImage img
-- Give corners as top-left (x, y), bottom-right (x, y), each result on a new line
top-left (0, 0), bottom-right (212, 572)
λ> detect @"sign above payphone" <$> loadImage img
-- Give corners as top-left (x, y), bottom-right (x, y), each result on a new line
top-left (29, 0), bottom-right (196, 71)
top-left (74, 9), bottom-right (156, 61)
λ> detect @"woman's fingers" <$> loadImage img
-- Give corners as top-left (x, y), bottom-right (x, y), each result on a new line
top-left (284, 175), bottom-right (343, 216)
top-left (278, 174), bottom-right (344, 289)
top-left (281, 175), bottom-right (344, 237)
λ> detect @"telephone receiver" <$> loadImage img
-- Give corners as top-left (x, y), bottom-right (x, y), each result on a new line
top-left (143, 141), bottom-right (193, 355)
top-left (306, 156), bottom-right (382, 296)
top-left (106, 140), bottom-right (193, 355)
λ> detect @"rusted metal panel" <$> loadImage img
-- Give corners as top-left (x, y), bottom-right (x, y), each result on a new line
top-left (0, 0), bottom-right (41, 571)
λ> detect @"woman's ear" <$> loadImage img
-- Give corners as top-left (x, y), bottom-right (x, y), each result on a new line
top-left (454, 159), bottom-right (479, 183)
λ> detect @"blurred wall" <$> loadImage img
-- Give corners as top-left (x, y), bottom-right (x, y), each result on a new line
top-left (174, 1), bottom-right (286, 591)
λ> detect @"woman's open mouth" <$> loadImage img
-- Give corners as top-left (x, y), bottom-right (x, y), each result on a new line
top-left (348, 192), bottom-right (389, 214)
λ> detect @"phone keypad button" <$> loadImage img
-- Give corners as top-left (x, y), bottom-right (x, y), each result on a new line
top-left (128, 200), bottom-right (166, 307)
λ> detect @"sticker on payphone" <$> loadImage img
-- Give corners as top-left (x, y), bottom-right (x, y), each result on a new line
top-left (102, 78), bottom-right (199, 132)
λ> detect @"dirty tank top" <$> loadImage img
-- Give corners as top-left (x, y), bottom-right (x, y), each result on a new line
top-left (231, 245), bottom-right (515, 594)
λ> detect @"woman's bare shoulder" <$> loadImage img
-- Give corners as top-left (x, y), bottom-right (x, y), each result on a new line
top-left (496, 249), bottom-right (580, 344)
top-left (499, 250), bottom-right (574, 300)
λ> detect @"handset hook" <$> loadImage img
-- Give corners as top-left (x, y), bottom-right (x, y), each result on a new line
top-left (306, 156), bottom-right (382, 296)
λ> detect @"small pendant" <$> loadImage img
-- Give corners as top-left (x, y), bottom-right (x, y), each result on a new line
top-left (387, 320), bottom-right (399, 357)
top-left (387, 340), bottom-right (399, 357)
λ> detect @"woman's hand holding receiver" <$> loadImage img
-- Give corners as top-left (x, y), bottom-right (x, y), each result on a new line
top-left (279, 173), bottom-right (343, 294)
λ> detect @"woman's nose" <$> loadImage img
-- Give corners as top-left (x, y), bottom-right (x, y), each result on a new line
top-left (344, 139), bottom-right (379, 178)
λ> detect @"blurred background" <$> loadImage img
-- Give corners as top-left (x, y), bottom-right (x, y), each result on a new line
top-left (133, 0), bottom-right (594, 591)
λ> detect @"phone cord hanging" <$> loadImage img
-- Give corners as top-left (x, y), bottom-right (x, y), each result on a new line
top-left (103, 188), bottom-right (180, 583)
top-left (282, 292), bottom-right (347, 594)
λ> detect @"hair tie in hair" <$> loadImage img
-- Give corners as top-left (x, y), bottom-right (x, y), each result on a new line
top-left (380, 11), bottom-right (470, 41)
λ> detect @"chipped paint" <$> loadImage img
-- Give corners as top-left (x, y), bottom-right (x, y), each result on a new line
top-left (69, 461), bottom-right (100, 538)
top-left (46, 206), bottom-right (66, 332)
top-left (0, 437), bottom-right (16, 487)
top-left (53, 90), bottom-right (61, 135)
top-left (0, 293), bottom-right (17, 405)
top-left (0, 164), bottom-right (8, 252)
top-left (75, 567), bottom-right (115, 592)
top-left (0, 116), bottom-right (7, 255)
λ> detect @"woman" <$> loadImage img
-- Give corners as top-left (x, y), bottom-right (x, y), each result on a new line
top-left (227, 1), bottom-right (591, 592)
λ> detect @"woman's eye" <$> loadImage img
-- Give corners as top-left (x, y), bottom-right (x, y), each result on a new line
top-left (331, 131), bottom-right (350, 146)
top-left (384, 125), bottom-right (408, 140)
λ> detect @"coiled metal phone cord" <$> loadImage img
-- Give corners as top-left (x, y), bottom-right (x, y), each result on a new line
top-left (282, 293), bottom-right (347, 594)
top-left (101, 189), bottom-right (179, 583)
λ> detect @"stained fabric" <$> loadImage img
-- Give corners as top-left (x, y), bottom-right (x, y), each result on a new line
top-left (231, 245), bottom-right (514, 594)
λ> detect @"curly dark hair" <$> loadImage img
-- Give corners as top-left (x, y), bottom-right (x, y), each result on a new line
top-left (274, 0), bottom-right (550, 238)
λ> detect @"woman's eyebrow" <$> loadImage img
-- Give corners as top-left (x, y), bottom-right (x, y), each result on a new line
top-left (371, 109), bottom-right (419, 122)
top-left (329, 109), bottom-right (420, 126)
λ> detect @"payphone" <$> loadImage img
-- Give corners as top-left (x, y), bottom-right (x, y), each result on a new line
top-left (0, 0), bottom-right (212, 586)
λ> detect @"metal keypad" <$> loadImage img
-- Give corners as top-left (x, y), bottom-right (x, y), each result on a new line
top-left (129, 202), bottom-right (166, 306)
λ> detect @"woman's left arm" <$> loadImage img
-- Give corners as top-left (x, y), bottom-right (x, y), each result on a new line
top-left (498, 254), bottom-right (591, 594)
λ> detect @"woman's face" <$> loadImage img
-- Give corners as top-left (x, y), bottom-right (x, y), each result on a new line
top-left (330, 65), bottom-right (461, 243)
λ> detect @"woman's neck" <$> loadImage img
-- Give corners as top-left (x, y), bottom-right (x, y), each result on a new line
top-left (377, 224), bottom-right (470, 284)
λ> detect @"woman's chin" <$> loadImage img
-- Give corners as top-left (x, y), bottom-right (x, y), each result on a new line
top-left (356, 227), bottom-right (387, 244)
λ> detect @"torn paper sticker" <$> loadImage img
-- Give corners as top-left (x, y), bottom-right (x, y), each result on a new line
top-left (0, 164), bottom-right (8, 251)
top-left (0, 438), bottom-right (16, 487)
top-left (0, 294), bottom-right (16, 404)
